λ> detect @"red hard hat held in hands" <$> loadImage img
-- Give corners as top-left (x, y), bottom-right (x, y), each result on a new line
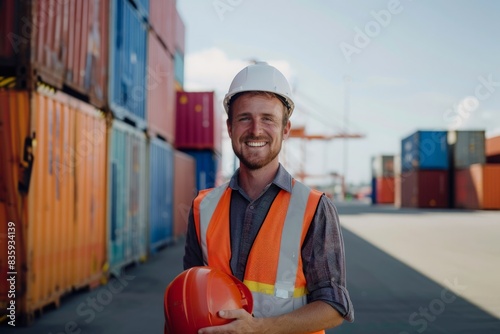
top-left (164, 266), bottom-right (254, 334)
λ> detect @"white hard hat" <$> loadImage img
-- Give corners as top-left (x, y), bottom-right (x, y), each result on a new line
top-left (223, 61), bottom-right (295, 116)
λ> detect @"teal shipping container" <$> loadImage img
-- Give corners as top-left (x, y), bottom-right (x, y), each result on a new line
top-left (149, 138), bottom-right (174, 253)
top-left (108, 0), bottom-right (148, 129)
top-left (174, 50), bottom-right (184, 88)
top-left (447, 130), bottom-right (486, 169)
top-left (107, 120), bottom-right (148, 273)
top-left (401, 131), bottom-right (449, 172)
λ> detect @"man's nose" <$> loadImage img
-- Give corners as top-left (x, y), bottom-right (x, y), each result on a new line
top-left (249, 119), bottom-right (263, 136)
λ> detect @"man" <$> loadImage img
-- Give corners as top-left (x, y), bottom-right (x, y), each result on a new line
top-left (183, 62), bottom-right (354, 333)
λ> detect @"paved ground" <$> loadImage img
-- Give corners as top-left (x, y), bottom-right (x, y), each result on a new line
top-left (2, 203), bottom-right (500, 333)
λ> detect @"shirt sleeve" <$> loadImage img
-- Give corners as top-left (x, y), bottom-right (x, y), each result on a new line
top-left (183, 207), bottom-right (205, 270)
top-left (302, 195), bottom-right (355, 322)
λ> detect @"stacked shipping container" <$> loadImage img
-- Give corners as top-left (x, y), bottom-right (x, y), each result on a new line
top-left (1, 0), bottom-right (188, 323)
top-left (176, 91), bottom-right (222, 191)
top-left (450, 131), bottom-right (500, 210)
top-left (0, 89), bottom-right (107, 323)
top-left (370, 155), bottom-right (395, 204)
top-left (399, 131), bottom-right (450, 208)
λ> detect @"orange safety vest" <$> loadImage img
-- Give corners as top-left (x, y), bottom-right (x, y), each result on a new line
top-left (193, 180), bottom-right (326, 334)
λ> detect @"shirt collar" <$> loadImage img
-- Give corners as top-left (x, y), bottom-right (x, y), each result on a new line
top-left (229, 163), bottom-right (293, 193)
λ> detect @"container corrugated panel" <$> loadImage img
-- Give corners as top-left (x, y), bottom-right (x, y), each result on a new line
top-left (176, 92), bottom-right (222, 153)
top-left (0, 0), bottom-right (19, 66)
top-left (401, 131), bottom-right (449, 172)
top-left (180, 149), bottom-right (220, 191)
top-left (448, 130), bottom-right (485, 169)
top-left (394, 175), bottom-right (402, 208)
top-left (149, 0), bottom-right (175, 54)
top-left (486, 136), bottom-right (500, 157)
top-left (173, 150), bottom-right (196, 239)
top-left (0, 89), bottom-right (107, 322)
top-left (174, 50), bottom-right (184, 88)
top-left (400, 170), bottom-right (449, 208)
top-left (107, 119), bottom-right (148, 272)
top-left (455, 164), bottom-right (500, 210)
top-left (149, 138), bottom-right (174, 252)
top-left (36, 0), bottom-right (109, 108)
top-left (175, 9), bottom-right (186, 55)
top-left (0, 0), bottom-right (109, 106)
top-left (375, 177), bottom-right (395, 204)
top-left (371, 155), bottom-right (394, 177)
top-left (147, 31), bottom-right (175, 143)
top-left (109, 0), bottom-right (148, 129)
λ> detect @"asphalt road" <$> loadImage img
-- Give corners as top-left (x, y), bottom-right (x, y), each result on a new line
top-left (2, 203), bottom-right (500, 333)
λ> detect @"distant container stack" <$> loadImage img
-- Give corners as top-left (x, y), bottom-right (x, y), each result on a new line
top-left (399, 131), bottom-right (450, 208)
top-left (450, 131), bottom-right (500, 210)
top-left (370, 155), bottom-right (395, 204)
top-left (176, 91), bottom-right (222, 191)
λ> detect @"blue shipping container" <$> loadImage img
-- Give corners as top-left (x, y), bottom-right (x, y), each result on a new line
top-left (107, 120), bottom-right (148, 273)
top-left (181, 149), bottom-right (220, 191)
top-left (130, 0), bottom-right (150, 21)
top-left (149, 138), bottom-right (174, 253)
top-left (401, 131), bottom-right (449, 172)
top-left (109, 0), bottom-right (148, 129)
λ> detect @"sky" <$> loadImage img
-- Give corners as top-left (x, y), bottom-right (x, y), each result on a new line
top-left (176, 0), bottom-right (500, 186)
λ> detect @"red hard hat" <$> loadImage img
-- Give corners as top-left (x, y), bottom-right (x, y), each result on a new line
top-left (164, 266), bottom-right (253, 334)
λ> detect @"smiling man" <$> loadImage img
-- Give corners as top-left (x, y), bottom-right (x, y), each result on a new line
top-left (183, 62), bottom-right (354, 333)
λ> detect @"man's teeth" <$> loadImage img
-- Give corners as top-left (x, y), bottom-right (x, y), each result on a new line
top-left (247, 142), bottom-right (266, 147)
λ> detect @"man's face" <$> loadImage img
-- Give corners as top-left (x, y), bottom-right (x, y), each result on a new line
top-left (227, 93), bottom-right (291, 170)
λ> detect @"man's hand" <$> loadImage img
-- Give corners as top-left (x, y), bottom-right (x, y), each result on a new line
top-left (198, 309), bottom-right (263, 334)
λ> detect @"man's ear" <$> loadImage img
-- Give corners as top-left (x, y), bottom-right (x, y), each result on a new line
top-left (227, 118), bottom-right (232, 138)
top-left (283, 120), bottom-right (291, 140)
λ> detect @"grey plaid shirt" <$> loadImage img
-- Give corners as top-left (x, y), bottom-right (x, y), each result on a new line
top-left (183, 164), bottom-right (354, 322)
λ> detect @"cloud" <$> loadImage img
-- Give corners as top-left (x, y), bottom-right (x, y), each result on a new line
top-left (364, 76), bottom-right (409, 87)
top-left (184, 47), bottom-right (293, 100)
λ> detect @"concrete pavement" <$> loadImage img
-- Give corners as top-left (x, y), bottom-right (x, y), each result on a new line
top-left (2, 203), bottom-right (499, 333)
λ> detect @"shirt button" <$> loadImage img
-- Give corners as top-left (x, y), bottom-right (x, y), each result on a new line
top-left (249, 205), bottom-right (255, 210)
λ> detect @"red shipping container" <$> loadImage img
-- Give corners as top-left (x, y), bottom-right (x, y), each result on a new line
top-left (173, 150), bottom-right (197, 239)
top-left (455, 164), bottom-right (500, 210)
top-left (376, 177), bottom-right (395, 204)
top-left (0, 0), bottom-right (109, 108)
top-left (147, 31), bottom-right (175, 143)
top-left (400, 170), bottom-right (449, 208)
top-left (175, 91), bottom-right (222, 153)
top-left (149, 0), bottom-right (176, 55)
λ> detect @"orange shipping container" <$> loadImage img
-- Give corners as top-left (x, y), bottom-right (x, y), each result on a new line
top-left (486, 136), bottom-right (500, 157)
top-left (0, 89), bottom-right (107, 323)
top-left (147, 30), bottom-right (175, 143)
top-left (173, 150), bottom-right (197, 239)
top-left (376, 177), bottom-right (395, 204)
top-left (455, 164), bottom-right (500, 210)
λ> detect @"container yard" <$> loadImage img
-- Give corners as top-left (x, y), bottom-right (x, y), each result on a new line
top-left (1, 1), bottom-right (500, 333)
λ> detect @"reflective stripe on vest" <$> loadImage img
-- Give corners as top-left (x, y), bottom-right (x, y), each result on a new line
top-left (195, 181), bottom-right (324, 333)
